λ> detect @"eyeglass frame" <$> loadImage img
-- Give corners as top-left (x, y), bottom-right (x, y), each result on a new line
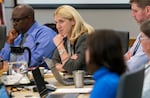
top-left (10, 15), bottom-right (30, 23)
top-left (139, 35), bottom-right (150, 41)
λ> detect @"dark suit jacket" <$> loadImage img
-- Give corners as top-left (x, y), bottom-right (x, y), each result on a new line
top-left (52, 33), bottom-right (88, 74)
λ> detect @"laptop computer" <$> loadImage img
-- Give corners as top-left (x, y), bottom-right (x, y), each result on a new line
top-left (44, 58), bottom-right (94, 86)
top-left (32, 67), bottom-right (79, 98)
top-left (32, 67), bottom-right (57, 97)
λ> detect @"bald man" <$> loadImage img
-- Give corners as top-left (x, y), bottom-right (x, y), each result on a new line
top-left (0, 4), bottom-right (56, 69)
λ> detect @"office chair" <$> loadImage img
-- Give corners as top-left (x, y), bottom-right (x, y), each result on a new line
top-left (0, 25), bottom-right (6, 50)
top-left (115, 31), bottom-right (129, 54)
top-left (116, 66), bottom-right (145, 98)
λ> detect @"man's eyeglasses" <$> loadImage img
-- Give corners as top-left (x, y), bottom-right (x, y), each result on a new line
top-left (139, 35), bottom-right (150, 41)
top-left (11, 16), bottom-right (30, 23)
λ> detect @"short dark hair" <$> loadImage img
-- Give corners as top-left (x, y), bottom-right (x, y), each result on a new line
top-left (86, 29), bottom-right (126, 75)
top-left (140, 19), bottom-right (150, 38)
top-left (130, 0), bottom-right (150, 8)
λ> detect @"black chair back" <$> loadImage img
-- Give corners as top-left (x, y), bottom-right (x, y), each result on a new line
top-left (117, 67), bottom-right (145, 98)
top-left (116, 31), bottom-right (129, 54)
top-left (0, 25), bottom-right (6, 50)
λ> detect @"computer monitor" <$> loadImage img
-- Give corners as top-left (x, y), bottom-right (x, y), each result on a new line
top-left (0, 25), bottom-right (6, 50)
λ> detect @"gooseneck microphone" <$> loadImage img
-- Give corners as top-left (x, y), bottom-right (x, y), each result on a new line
top-left (43, 37), bottom-right (66, 60)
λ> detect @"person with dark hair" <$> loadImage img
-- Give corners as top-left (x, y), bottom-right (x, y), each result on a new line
top-left (0, 4), bottom-right (56, 69)
top-left (139, 19), bottom-right (150, 98)
top-left (86, 29), bottom-right (126, 98)
top-left (124, 0), bottom-right (150, 71)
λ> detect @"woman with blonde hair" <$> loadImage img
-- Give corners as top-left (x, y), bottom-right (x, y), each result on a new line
top-left (52, 5), bottom-right (94, 74)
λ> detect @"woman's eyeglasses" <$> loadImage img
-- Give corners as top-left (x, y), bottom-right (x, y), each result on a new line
top-left (139, 36), bottom-right (150, 41)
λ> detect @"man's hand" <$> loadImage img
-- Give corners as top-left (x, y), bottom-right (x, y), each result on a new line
top-left (6, 29), bottom-right (18, 44)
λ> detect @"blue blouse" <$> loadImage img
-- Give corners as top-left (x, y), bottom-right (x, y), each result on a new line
top-left (90, 66), bottom-right (119, 98)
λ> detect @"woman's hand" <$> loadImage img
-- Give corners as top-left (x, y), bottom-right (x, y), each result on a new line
top-left (71, 54), bottom-right (78, 60)
top-left (53, 34), bottom-right (64, 47)
top-left (56, 63), bottom-right (65, 72)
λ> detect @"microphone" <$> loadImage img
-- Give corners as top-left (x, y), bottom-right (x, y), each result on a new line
top-left (42, 38), bottom-right (65, 63)
top-left (46, 37), bottom-right (66, 57)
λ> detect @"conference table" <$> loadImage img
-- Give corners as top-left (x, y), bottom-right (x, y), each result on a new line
top-left (6, 70), bottom-right (93, 98)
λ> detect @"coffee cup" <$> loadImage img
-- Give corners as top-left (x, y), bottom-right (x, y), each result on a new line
top-left (73, 70), bottom-right (85, 88)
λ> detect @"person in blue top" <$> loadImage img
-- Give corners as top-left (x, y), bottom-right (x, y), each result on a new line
top-left (0, 4), bottom-right (56, 69)
top-left (85, 29), bottom-right (126, 98)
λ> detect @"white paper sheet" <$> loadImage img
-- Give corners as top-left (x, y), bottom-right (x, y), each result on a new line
top-left (52, 88), bottom-right (92, 94)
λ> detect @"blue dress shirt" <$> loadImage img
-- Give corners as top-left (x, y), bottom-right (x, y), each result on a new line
top-left (0, 22), bottom-right (56, 68)
top-left (90, 66), bottom-right (119, 98)
top-left (126, 33), bottom-right (149, 71)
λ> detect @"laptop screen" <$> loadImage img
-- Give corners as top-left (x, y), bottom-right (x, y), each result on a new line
top-left (44, 58), bottom-right (94, 86)
top-left (32, 67), bottom-right (47, 97)
top-left (32, 67), bottom-right (57, 97)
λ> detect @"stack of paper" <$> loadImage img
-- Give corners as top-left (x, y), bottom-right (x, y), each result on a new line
top-left (52, 88), bottom-right (92, 94)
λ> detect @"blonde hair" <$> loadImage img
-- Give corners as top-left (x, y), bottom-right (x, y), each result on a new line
top-left (54, 5), bottom-right (94, 45)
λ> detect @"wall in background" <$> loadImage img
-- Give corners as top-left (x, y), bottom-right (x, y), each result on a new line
top-left (16, 0), bottom-right (129, 4)
top-left (4, 0), bottom-right (139, 38)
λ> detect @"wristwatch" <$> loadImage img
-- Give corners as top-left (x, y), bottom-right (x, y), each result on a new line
top-left (59, 49), bottom-right (66, 55)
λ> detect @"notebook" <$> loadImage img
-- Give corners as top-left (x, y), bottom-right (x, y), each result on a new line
top-left (44, 58), bottom-right (95, 86)
top-left (32, 67), bottom-right (80, 98)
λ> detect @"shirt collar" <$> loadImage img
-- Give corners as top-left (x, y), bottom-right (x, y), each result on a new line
top-left (26, 21), bottom-right (39, 35)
